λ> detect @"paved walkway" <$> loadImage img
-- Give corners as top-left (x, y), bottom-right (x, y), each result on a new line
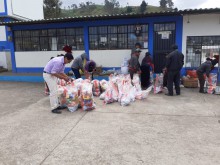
top-left (0, 82), bottom-right (220, 165)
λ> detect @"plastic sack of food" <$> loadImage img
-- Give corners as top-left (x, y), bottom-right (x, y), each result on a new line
top-left (205, 73), bottom-right (217, 94)
top-left (154, 73), bottom-right (163, 94)
top-left (118, 82), bottom-right (131, 106)
top-left (99, 92), bottom-right (106, 100)
top-left (57, 79), bottom-right (66, 86)
top-left (121, 66), bottom-right (129, 74)
top-left (104, 88), bottom-right (114, 104)
top-left (80, 82), bottom-right (95, 111)
top-left (57, 85), bottom-right (68, 106)
top-left (132, 74), bottom-right (142, 92)
top-left (92, 79), bottom-right (101, 96)
top-left (142, 86), bottom-right (152, 99)
top-left (74, 78), bottom-right (84, 96)
top-left (100, 79), bottom-right (109, 92)
top-left (65, 85), bottom-right (79, 112)
top-left (109, 81), bottom-right (119, 101)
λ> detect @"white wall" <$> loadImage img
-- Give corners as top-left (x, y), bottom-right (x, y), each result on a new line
top-left (0, 0), bottom-right (5, 13)
top-left (0, 26), bottom-right (6, 41)
top-left (182, 14), bottom-right (220, 58)
top-left (0, 52), bottom-right (11, 70)
top-left (0, 52), bottom-right (7, 68)
top-left (15, 49), bottom-right (149, 69)
top-left (15, 51), bottom-right (85, 68)
top-left (89, 49), bottom-right (148, 68)
top-left (7, 0), bottom-right (44, 20)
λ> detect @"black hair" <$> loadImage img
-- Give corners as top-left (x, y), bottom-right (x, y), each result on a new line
top-left (135, 42), bottom-right (142, 48)
top-left (57, 54), bottom-right (64, 57)
top-left (64, 53), bottom-right (74, 60)
top-left (145, 52), bottom-right (151, 56)
top-left (171, 44), bottom-right (178, 50)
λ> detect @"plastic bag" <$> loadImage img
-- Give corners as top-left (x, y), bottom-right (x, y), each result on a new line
top-left (80, 82), bottom-right (95, 111)
top-left (92, 79), bottom-right (101, 96)
top-left (65, 85), bottom-right (79, 112)
top-left (154, 74), bottom-right (163, 94)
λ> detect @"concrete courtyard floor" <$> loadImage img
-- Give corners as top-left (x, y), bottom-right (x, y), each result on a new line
top-left (0, 81), bottom-right (220, 165)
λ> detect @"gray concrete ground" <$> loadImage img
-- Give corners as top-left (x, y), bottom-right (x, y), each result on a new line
top-left (0, 82), bottom-right (220, 165)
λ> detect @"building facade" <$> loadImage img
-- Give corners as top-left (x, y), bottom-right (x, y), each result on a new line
top-left (0, 6), bottom-right (220, 75)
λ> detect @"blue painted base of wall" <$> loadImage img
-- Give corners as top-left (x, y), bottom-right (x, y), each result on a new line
top-left (0, 75), bottom-right (109, 83)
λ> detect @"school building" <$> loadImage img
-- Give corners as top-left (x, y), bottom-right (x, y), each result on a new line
top-left (0, 0), bottom-right (220, 74)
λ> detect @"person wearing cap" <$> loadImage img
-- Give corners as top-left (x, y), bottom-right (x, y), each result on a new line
top-left (196, 58), bottom-right (212, 93)
top-left (84, 60), bottom-right (96, 80)
top-left (129, 48), bottom-right (142, 80)
top-left (141, 52), bottom-right (154, 89)
top-left (165, 44), bottom-right (184, 96)
top-left (43, 53), bottom-right (74, 114)
top-left (131, 42), bottom-right (142, 55)
top-left (71, 52), bottom-right (88, 79)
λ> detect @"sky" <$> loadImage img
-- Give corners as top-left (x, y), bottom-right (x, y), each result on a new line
top-left (61, 0), bottom-right (220, 10)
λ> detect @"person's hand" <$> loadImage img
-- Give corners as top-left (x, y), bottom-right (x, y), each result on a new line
top-left (64, 77), bottom-right (71, 82)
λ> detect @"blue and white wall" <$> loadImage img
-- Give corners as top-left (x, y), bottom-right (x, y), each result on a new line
top-left (0, 0), bottom-right (43, 70)
top-left (11, 15), bottom-right (182, 73)
top-left (182, 13), bottom-right (220, 75)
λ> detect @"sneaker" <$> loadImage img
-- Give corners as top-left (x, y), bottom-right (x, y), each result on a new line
top-left (51, 109), bottom-right (62, 114)
top-left (165, 93), bottom-right (173, 96)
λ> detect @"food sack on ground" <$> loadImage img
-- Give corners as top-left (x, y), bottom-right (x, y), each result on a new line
top-left (80, 82), bottom-right (95, 111)
top-left (92, 79), bottom-right (101, 96)
top-left (154, 73), bottom-right (163, 94)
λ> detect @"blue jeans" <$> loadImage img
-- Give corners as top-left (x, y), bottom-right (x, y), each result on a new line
top-left (71, 68), bottom-right (81, 79)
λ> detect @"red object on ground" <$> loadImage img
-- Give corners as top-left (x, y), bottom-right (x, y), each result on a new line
top-left (187, 70), bottom-right (197, 78)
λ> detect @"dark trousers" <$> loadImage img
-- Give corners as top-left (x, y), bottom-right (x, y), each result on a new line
top-left (167, 70), bottom-right (180, 95)
top-left (197, 71), bottom-right (205, 92)
top-left (163, 72), bottom-right (168, 87)
top-left (140, 65), bottom-right (150, 88)
top-left (71, 68), bottom-right (81, 79)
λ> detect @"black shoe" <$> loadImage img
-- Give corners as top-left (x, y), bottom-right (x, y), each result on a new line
top-left (51, 109), bottom-right (62, 114)
top-left (176, 93), bottom-right (180, 96)
top-left (165, 93), bottom-right (173, 96)
top-left (199, 91), bottom-right (206, 94)
top-left (57, 106), bottom-right (67, 110)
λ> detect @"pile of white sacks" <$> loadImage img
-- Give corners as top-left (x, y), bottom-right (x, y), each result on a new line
top-left (57, 74), bottom-right (152, 112)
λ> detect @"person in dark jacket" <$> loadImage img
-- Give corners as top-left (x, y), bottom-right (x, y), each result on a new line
top-left (165, 44), bottom-right (184, 96)
top-left (71, 52), bottom-right (88, 79)
top-left (196, 58), bottom-right (212, 93)
top-left (129, 48), bottom-right (142, 80)
top-left (140, 52), bottom-right (154, 89)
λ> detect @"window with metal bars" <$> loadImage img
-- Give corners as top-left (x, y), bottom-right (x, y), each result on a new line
top-left (13, 27), bottom-right (84, 51)
top-left (89, 24), bottom-right (148, 50)
top-left (186, 36), bottom-right (220, 67)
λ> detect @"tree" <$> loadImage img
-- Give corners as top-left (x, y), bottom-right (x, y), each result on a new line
top-left (79, 2), bottom-right (86, 9)
top-left (104, 0), bottom-right (120, 14)
top-left (126, 6), bottom-right (133, 13)
top-left (43, 0), bottom-right (62, 18)
top-left (167, 0), bottom-right (174, 8)
top-left (71, 4), bottom-right (78, 9)
top-left (159, 0), bottom-right (167, 8)
top-left (159, 0), bottom-right (174, 9)
top-left (140, 0), bottom-right (148, 13)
